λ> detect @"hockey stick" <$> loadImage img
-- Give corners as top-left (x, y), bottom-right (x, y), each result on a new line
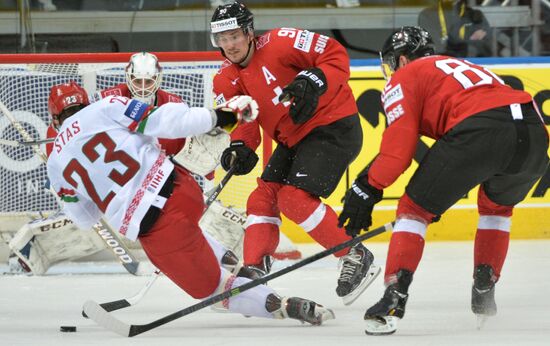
top-left (0, 100), bottom-right (140, 275)
top-left (0, 137), bottom-right (54, 147)
top-left (82, 165), bottom-right (238, 317)
top-left (83, 221), bottom-right (394, 337)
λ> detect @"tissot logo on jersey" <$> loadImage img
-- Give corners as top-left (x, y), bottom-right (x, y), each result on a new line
top-left (294, 30), bottom-right (314, 52)
top-left (382, 83), bottom-right (404, 110)
top-left (215, 93), bottom-right (226, 106)
top-left (124, 100), bottom-right (149, 122)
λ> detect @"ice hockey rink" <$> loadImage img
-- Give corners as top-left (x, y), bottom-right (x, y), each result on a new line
top-left (1, 240), bottom-right (549, 346)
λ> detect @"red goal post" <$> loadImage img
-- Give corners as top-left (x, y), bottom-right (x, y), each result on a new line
top-left (0, 51), bottom-right (270, 234)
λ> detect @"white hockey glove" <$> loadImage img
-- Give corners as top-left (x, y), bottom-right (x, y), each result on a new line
top-left (214, 95), bottom-right (259, 132)
top-left (172, 128), bottom-right (230, 177)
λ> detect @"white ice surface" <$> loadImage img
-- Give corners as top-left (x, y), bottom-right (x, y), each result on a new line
top-left (1, 240), bottom-right (549, 346)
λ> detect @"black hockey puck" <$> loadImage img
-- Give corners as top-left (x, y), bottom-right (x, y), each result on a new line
top-left (60, 326), bottom-right (77, 332)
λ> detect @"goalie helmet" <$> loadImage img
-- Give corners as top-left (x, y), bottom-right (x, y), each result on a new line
top-left (48, 81), bottom-right (89, 127)
top-left (125, 52), bottom-right (163, 104)
top-left (210, 1), bottom-right (254, 48)
top-left (380, 26), bottom-right (435, 80)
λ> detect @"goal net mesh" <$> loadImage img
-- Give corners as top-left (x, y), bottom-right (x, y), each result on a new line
top-left (0, 53), bottom-right (265, 233)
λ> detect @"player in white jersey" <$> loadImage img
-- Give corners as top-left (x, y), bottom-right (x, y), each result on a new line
top-left (46, 81), bottom-right (335, 325)
top-left (8, 51), bottom-right (300, 276)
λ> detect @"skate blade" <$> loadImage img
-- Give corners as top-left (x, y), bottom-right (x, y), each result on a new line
top-left (476, 314), bottom-right (490, 330)
top-left (364, 315), bottom-right (399, 335)
top-left (318, 307), bottom-right (336, 324)
top-left (342, 265), bottom-right (382, 306)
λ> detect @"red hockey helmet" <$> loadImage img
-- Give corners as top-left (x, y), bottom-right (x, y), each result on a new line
top-left (48, 81), bottom-right (89, 125)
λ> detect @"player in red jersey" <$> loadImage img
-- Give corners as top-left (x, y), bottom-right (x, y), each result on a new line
top-left (338, 26), bottom-right (549, 334)
top-left (210, 1), bottom-right (378, 305)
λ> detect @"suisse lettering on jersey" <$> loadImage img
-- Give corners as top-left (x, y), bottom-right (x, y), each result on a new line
top-left (381, 82), bottom-right (406, 126)
top-left (54, 120), bottom-right (81, 154)
top-left (124, 99), bottom-right (149, 122)
top-left (314, 35), bottom-right (329, 54)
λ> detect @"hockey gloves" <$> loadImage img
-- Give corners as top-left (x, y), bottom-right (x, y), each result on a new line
top-left (279, 67), bottom-right (327, 124)
top-left (221, 140), bottom-right (259, 176)
top-left (338, 177), bottom-right (383, 237)
top-left (215, 95), bottom-right (259, 132)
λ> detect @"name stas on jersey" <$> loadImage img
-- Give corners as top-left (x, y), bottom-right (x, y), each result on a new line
top-left (213, 27), bottom-right (357, 148)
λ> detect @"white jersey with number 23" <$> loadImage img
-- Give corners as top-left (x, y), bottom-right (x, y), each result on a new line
top-left (47, 95), bottom-right (214, 240)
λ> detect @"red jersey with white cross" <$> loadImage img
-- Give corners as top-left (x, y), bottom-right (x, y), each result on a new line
top-left (213, 28), bottom-right (358, 149)
top-left (368, 55), bottom-right (533, 190)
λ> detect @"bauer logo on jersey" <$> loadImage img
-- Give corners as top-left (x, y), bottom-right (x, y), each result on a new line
top-left (294, 30), bottom-right (314, 53)
top-left (382, 83), bottom-right (404, 110)
top-left (124, 100), bottom-right (149, 122)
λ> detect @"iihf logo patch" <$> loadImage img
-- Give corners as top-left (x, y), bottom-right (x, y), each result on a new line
top-left (124, 100), bottom-right (148, 122)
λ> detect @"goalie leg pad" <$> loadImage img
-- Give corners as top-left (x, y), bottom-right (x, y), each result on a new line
top-left (9, 213), bottom-right (105, 275)
top-left (200, 200), bottom-right (246, 255)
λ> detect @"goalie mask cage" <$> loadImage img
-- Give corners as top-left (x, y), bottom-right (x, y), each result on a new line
top-left (0, 52), bottom-right (269, 235)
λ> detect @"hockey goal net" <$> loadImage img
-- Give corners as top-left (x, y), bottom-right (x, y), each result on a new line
top-left (0, 52), bottom-right (266, 236)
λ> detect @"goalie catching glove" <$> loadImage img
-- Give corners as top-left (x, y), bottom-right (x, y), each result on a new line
top-left (279, 67), bottom-right (327, 124)
top-left (338, 176), bottom-right (383, 237)
top-left (214, 95), bottom-right (259, 132)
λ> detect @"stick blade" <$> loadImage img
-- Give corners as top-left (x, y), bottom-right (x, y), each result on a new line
top-left (83, 300), bottom-right (131, 337)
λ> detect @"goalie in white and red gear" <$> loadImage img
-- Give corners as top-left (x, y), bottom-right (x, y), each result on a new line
top-left (45, 81), bottom-right (334, 325)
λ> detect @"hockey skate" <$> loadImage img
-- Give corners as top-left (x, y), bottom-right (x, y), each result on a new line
top-left (266, 293), bottom-right (335, 326)
top-left (364, 269), bottom-right (413, 335)
top-left (336, 243), bottom-right (380, 305)
top-left (471, 264), bottom-right (497, 329)
top-left (239, 255), bottom-right (273, 281)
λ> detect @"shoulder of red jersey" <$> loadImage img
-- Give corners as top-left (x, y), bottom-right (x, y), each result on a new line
top-left (156, 89), bottom-right (183, 104)
top-left (261, 28), bottom-right (321, 55)
top-left (101, 83), bottom-right (130, 97)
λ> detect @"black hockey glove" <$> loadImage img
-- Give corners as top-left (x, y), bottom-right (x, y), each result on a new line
top-left (279, 67), bottom-right (328, 124)
top-left (220, 140), bottom-right (259, 176)
top-left (338, 177), bottom-right (383, 237)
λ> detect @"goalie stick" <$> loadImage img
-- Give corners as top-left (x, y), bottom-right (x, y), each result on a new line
top-left (0, 100), bottom-right (140, 275)
top-left (82, 164), bottom-right (237, 317)
top-left (83, 221), bottom-right (394, 337)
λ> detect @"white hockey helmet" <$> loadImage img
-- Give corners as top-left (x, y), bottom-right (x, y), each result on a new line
top-left (125, 52), bottom-right (163, 104)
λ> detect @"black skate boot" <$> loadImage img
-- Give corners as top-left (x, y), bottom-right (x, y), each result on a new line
top-left (266, 293), bottom-right (335, 326)
top-left (238, 255), bottom-right (273, 281)
top-left (364, 269), bottom-right (413, 335)
top-left (336, 242), bottom-right (380, 305)
top-left (472, 264), bottom-right (497, 329)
